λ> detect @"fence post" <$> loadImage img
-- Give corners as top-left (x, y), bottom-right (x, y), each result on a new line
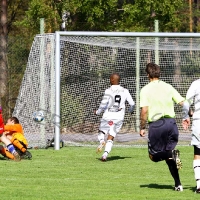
top-left (40, 18), bottom-right (45, 34)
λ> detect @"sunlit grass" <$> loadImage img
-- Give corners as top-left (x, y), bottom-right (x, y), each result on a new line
top-left (0, 146), bottom-right (199, 200)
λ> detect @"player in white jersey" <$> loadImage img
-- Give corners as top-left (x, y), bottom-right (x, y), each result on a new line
top-left (95, 73), bottom-right (135, 161)
top-left (182, 79), bottom-right (200, 193)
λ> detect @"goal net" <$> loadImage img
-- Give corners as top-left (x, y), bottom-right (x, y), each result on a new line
top-left (13, 32), bottom-right (200, 148)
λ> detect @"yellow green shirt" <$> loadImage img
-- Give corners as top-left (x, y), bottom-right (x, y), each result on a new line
top-left (140, 80), bottom-right (184, 122)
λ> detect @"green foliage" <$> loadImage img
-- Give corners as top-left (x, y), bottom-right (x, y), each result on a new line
top-left (117, 0), bottom-right (187, 32)
top-left (13, 0), bottom-right (200, 33)
top-left (0, 146), bottom-right (198, 199)
top-left (14, 0), bottom-right (60, 35)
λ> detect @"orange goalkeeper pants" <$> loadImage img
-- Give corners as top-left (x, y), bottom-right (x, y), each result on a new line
top-left (0, 147), bottom-right (14, 160)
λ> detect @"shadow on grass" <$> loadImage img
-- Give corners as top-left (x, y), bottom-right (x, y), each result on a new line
top-left (0, 156), bottom-right (10, 161)
top-left (140, 184), bottom-right (196, 192)
top-left (140, 183), bottom-right (173, 190)
top-left (97, 156), bottom-right (132, 162)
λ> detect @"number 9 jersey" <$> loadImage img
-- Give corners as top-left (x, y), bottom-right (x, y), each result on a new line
top-left (96, 85), bottom-right (135, 120)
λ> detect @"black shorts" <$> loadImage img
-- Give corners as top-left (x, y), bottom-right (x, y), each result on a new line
top-left (148, 118), bottom-right (179, 155)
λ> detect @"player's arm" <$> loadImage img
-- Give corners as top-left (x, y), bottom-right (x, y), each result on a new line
top-left (172, 84), bottom-right (191, 130)
top-left (140, 106), bottom-right (148, 137)
top-left (126, 90), bottom-right (135, 114)
top-left (3, 131), bottom-right (10, 135)
top-left (95, 92), bottom-right (110, 115)
top-left (139, 88), bottom-right (149, 137)
top-left (180, 82), bottom-right (196, 130)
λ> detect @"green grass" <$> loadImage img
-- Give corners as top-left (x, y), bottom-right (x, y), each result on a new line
top-left (0, 146), bottom-right (199, 200)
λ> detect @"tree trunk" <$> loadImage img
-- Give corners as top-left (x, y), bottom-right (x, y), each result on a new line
top-left (0, 0), bottom-right (8, 98)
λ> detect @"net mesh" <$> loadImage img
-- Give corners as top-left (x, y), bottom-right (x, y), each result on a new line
top-left (13, 34), bottom-right (200, 148)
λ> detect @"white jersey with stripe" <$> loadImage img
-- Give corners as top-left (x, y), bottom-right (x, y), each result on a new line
top-left (186, 79), bottom-right (200, 119)
top-left (96, 85), bottom-right (135, 120)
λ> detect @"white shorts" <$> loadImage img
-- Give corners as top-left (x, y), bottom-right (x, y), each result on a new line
top-left (99, 119), bottom-right (123, 138)
top-left (191, 119), bottom-right (200, 147)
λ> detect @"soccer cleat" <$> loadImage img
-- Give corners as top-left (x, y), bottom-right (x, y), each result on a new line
top-left (195, 188), bottom-right (200, 194)
top-left (13, 151), bottom-right (21, 162)
top-left (174, 185), bottom-right (183, 191)
top-left (96, 141), bottom-right (106, 153)
top-left (172, 149), bottom-right (182, 170)
top-left (101, 155), bottom-right (107, 162)
top-left (21, 151), bottom-right (32, 160)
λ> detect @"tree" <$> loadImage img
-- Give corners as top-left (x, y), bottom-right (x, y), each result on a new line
top-left (0, 0), bottom-right (8, 98)
top-left (16, 0), bottom-right (200, 33)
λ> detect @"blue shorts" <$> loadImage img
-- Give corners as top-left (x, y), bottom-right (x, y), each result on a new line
top-left (148, 118), bottom-right (179, 155)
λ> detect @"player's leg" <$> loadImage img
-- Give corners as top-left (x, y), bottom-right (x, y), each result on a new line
top-left (101, 120), bottom-right (123, 161)
top-left (7, 134), bottom-right (32, 159)
top-left (0, 145), bottom-right (14, 160)
top-left (0, 111), bottom-right (20, 161)
top-left (193, 146), bottom-right (200, 193)
top-left (96, 131), bottom-right (106, 153)
top-left (148, 118), bottom-right (182, 191)
top-left (102, 134), bottom-right (114, 161)
top-left (166, 159), bottom-right (182, 191)
top-left (0, 134), bottom-right (21, 161)
top-left (166, 118), bottom-right (182, 169)
top-left (9, 136), bottom-right (27, 153)
top-left (148, 119), bottom-right (173, 162)
top-left (96, 119), bottom-right (109, 153)
top-left (165, 118), bottom-right (183, 191)
top-left (191, 120), bottom-right (200, 193)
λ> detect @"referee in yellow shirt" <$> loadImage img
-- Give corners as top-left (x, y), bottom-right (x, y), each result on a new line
top-left (140, 63), bottom-right (187, 192)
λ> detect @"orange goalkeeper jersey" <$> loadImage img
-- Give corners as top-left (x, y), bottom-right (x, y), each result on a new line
top-left (4, 124), bottom-right (28, 146)
top-left (4, 124), bottom-right (24, 135)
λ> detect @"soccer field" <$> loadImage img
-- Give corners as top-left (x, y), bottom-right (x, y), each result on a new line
top-left (1, 146), bottom-right (199, 200)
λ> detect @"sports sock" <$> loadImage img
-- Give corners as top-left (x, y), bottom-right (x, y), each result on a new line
top-left (11, 138), bottom-right (26, 153)
top-left (7, 144), bottom-right (16, 154)
top-left (104, 140), bottom-right (113, 154)
top-left (98, 131), bottom-right (105, 143)
top-left (0, 147), bottom-right (14, 160)
top-left (102, 151), bottom-right (108, 157)
top-left (193, 160), bottom-right (200, 189)
top-left (166, 159), bottom-right (181, 187)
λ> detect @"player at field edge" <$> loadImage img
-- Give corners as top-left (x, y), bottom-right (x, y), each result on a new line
top-left (0, 106), bottom-right (21, 161)
top-left (1, 116), bottom-right (32, 160)
top-left (139, 63), bottom-right (188, 192)
top-left (182, 79), bottom-right (200, 194)
top-left (94, 73), bottom-right (135, 161)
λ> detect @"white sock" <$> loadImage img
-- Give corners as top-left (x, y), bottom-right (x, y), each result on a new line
top-left (98, 132), bottom-right (105, 143)
top-left (102, 152), bottom-right (108, 157)
top-left (193, 160), bottom-right (200, 189)
top-left (104, 140), bottom-right (113, 154)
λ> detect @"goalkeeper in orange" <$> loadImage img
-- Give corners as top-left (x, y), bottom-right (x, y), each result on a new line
top-left (0, 116), bottom-right (32, 160)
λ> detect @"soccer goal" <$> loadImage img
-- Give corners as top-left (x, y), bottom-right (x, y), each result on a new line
top-left (13, 32), bottom-right (200, 149)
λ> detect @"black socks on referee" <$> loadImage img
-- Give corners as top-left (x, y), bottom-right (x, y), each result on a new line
top-left (166, 159), bottom-right (181, 187)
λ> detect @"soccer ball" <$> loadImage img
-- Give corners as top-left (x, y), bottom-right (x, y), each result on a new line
top-left (33, 110), bottom-right (44, 122)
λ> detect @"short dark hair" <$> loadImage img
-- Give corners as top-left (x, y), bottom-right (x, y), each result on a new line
top-left (145, 63), bottom-right (160, 78)
top-left (9, 117), bottom-right (19, 124)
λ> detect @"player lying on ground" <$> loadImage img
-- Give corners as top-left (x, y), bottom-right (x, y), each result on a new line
top-left (0, 117), bottom-right (32, 160)
top-left (0, 106), bottom-right (21, 161)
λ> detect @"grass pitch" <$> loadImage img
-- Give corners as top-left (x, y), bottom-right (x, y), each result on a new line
top-left (0, 145), bottom-right (199, 200)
